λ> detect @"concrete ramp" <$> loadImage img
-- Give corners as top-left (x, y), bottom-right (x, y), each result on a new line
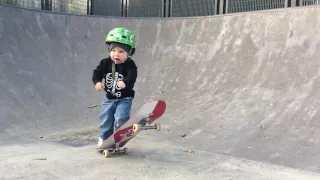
top-left (1, 4), bottom-right (320, 176)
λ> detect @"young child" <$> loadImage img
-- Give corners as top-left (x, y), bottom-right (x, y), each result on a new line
top-left (92, 27), bottom-right (138, 147)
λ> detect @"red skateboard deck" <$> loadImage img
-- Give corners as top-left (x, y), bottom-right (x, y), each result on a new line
top-left (97, 99), bottom-right (166, 157)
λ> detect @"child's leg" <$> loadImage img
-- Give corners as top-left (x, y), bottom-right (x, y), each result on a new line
top-left (114, 97), bottom-right (133, 131)
top-left (99, 98), bottom-right (116, 140)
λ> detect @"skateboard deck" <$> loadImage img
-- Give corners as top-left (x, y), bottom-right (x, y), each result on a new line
top-left (96, 99), bottom-right (166, 157)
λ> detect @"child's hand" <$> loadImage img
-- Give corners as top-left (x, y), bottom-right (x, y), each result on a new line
top-left (95, 82), bottom-right (105, 91)
top-left (118, 81), bottom-right (126, 89)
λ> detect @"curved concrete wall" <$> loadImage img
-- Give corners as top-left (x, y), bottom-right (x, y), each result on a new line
top-left (1, 5), bottom-right (320, 172)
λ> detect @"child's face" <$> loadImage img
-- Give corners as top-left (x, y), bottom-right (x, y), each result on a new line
top-left (110, 47), bottom-right (128, 64)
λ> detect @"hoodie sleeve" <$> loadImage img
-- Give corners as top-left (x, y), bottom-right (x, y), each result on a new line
top-left (123, 59), bottom-right (137, 89)
top-left (92, 59), bottom-right (107, 85)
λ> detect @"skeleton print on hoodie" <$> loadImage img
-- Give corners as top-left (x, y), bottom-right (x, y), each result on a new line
top-left (92, 57), bottom-right (137, 99)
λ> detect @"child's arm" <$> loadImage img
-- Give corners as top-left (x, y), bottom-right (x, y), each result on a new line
top-left (92, 59), bottom-right (107, 91)
top-left (122, 61), bottom-right (137, 89)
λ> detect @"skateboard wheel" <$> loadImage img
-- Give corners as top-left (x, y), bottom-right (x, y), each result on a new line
top-left (124, 148), bottom-right (128, 155)
top-left (103, 150), bottom-right (110, 158)
top-left (155, 123), bottom-right (161, 131)
top-left (133, 124), bottom-right (141, 132)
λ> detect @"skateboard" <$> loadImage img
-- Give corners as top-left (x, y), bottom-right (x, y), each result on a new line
top-left (96, 99), bottom-right (166, 158)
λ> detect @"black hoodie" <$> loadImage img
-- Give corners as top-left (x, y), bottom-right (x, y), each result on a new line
top-left (92, 57), bottom-right (137, 99)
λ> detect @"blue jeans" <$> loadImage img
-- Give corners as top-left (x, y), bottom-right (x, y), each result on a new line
top-left (98, 97), bottom-right (133, 140)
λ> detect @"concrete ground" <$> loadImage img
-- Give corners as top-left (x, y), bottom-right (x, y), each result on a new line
top-left (1, 4), bottom-right (320, 180)
top-left (1, 138), bottom-right (319, 180)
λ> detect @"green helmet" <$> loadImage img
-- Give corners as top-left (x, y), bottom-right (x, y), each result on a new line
top-left (105, 27), bottom-right (136, 49)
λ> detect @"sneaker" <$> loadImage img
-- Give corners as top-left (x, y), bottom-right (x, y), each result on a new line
top-left (97, 137), bottom-right (104, 147)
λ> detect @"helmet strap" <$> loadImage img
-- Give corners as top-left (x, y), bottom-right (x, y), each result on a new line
top-left (128, 48), bottom-right (135, 56)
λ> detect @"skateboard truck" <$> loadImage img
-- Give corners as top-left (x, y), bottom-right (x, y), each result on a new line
top-left (132, 117), bottom-right (161, 132)
top-left (102, 143), bottom-right (128, 158)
